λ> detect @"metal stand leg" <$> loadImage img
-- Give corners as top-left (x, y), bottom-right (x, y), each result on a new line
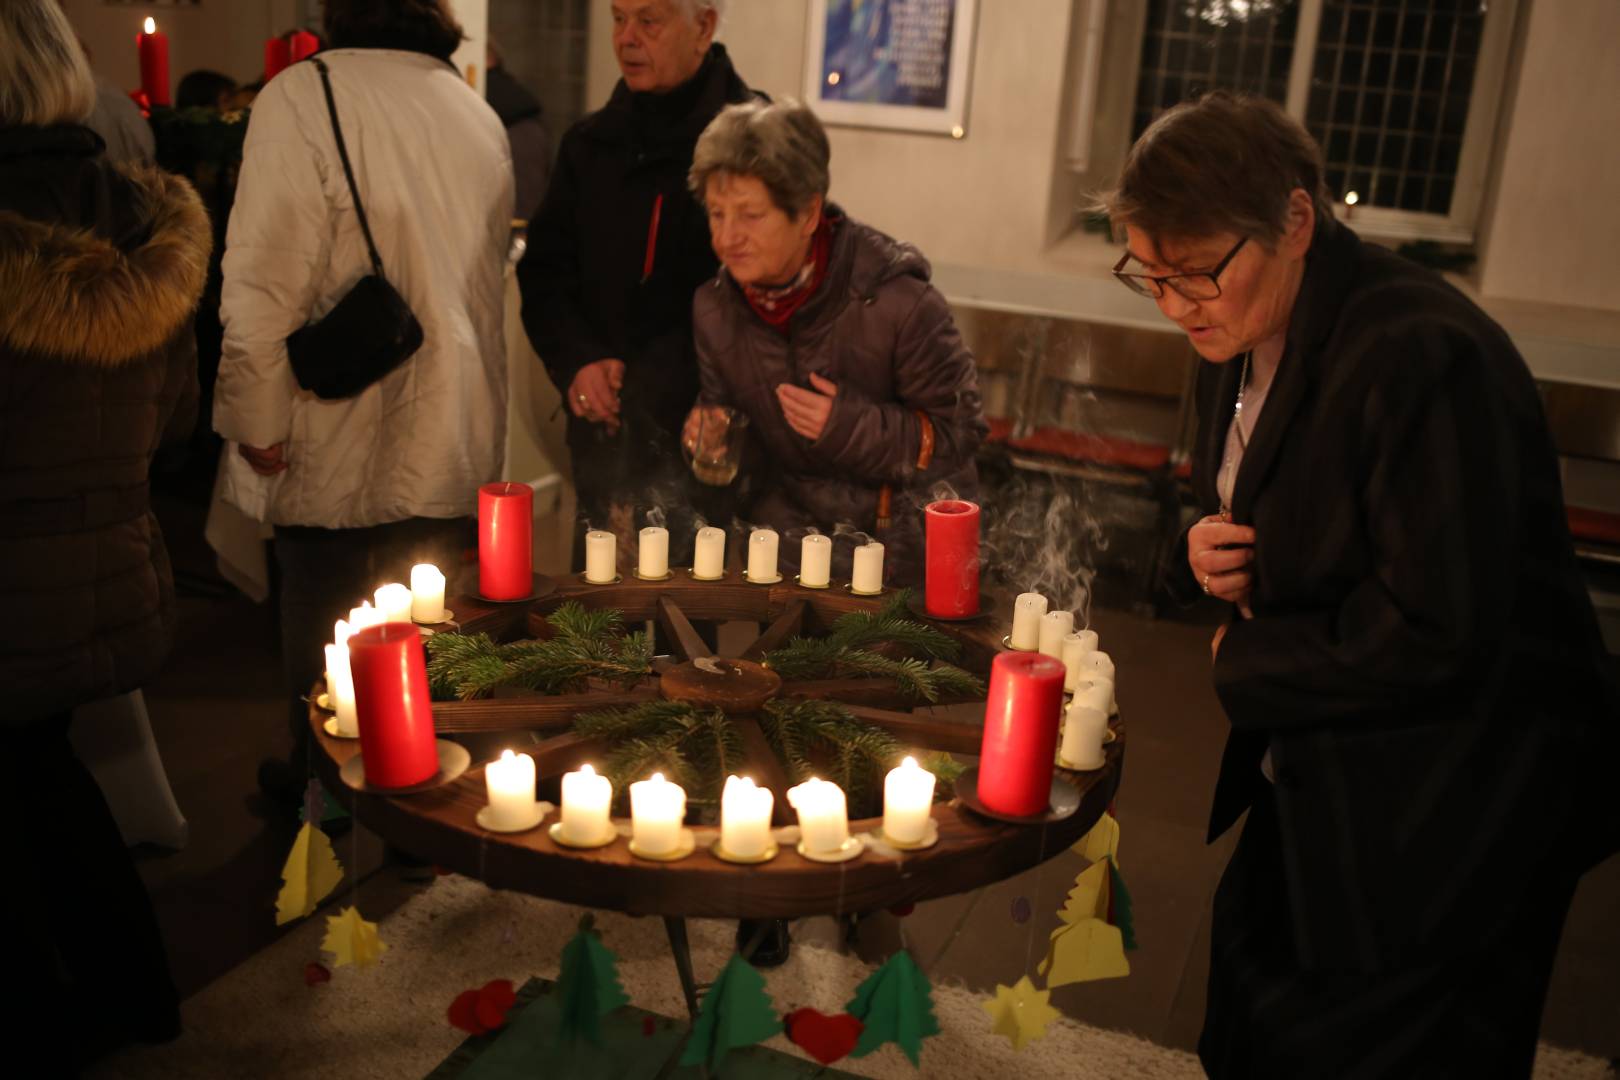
top-left (663, 916), bottom-right (701, 1020)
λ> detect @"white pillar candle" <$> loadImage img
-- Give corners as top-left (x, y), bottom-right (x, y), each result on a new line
top-left (323, 642), bottom-right (359, 737)
top-left (882, 755), bottom-right (936, 844)
top-left (1038, 610), bottom-right (1075, 658)
top-left (584, 530), bottom-right (616, 583)
top-left (799, 533), bottom-right (832, 587)
top-left (746, 528), bottom-right (779, 582)
top-left (720, 774), bottom-right (774, 857)
top-left (560, 763), bottom-right (613, 844)
top-left (484, 749), bottom-right (537, 830)
top-left (1078, 675), bottom-right (1116, 716)
top-left (374, 582), bottom-right (413, 625)
top-left (1060, 629), bottom-right (1098, 691)
top-left (348, 601), bottom-right (383, 632)
top-left (1060, 699), bottom-right (1109, 769)
top-left (786, 776), bottom-right (849, 854)
top-left (410, 563), bottom-right (446, 623)
top-left (629, 771), bottom-right (687, 855)
top-left (692, 526), bottom-right (726, 578)
top-left (1009, 592), bottom-right (1048, 650)
top-left (1083, 650), bottom-right (1116, 685)
top-left (851, 541), bottom-right (885, 593)
top-left (638, 526), bottom-right (669, 578)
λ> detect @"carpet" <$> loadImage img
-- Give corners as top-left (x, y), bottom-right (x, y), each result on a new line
top-left (89, 875), bottom-right (1614, 1079)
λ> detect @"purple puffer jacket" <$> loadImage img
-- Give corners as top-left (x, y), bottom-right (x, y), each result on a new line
top-left (693, 210), bottom-right (986, 586)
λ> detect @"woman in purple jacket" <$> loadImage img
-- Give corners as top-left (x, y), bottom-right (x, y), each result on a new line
top-left (684, 99), bottom-right (986, 586)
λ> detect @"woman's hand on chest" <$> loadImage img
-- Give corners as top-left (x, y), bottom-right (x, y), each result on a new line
top-left (776, 372), bottom-right (839, 441)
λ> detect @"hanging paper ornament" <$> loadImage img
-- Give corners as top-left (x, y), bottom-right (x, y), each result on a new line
top-left (983, 976), bottom-right (1061, 1051)
top-left (1073, 811), bottom-right (1120, 866)
top-left (1010, 896), bottom-right (1032, 924)
top-left (1108, 857), bottom-right (1138, 950)
top-left (299, 778), bottom-right (350, 827)
top-left (448, 979), bottom-right (518, 1035)
top-left (1039, 859), bottom-right (1129, 986)
top-left (303, 961), bottom-right (332, 987)
top-left (555, 915), bottom-right (629, 1045)
top-left (679, 954), bottom-right (783, 1071)
top-left (322, 906), bottom-right (387, 968)
top-left (785, 1008), bottom-right (864, 1066)
top-left (275, 822), bottom-right (345, 925)
top-left (845, 950), bottom-right (941, 1066)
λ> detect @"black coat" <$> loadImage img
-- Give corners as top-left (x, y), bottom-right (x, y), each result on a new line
top-left (516, 46), bottom-right (757, 499)
top-left (1171, 219), bottom-right (1620, 972)
top-left (0, 126), bottom-right (206, 721)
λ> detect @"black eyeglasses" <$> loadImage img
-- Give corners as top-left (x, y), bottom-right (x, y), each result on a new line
top-left (1113, 236), bottom-right (1248, 300)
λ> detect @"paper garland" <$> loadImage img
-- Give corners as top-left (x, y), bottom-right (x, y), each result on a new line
top-left (322, 906), bottom-right (387, 968)
top-left (679, 953), bottom-right (783, 1071)
top-left (555, 916), bottom-right (629, 1046)
top-left (845, 949), bottom-right (941, 1065)
top-left (275, 821), bottom-right (344, 925)
top-left (784, 1008), bottom-right (864, 1065)
top-left (982, 976), bottom-right (1062, 1051)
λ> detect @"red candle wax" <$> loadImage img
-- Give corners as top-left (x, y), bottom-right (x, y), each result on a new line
top-left (925, 499), bottom-right (980, 617)
top-left (289, 30), bottom-right (320, 62)
top-left (977, 652), bottom-right (1066, 816)
top-left (136, 19), bottom-right (170, 107)
top-left (479, 482), bottom-right (533, 600)
top-left (348, 623), bottom-right (439, 789)
top-left (264, 38), bottom-right (292, 82)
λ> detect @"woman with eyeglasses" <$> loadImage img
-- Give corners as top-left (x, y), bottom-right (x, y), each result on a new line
top-left (1101, 92), bottom-right (1618, 1079)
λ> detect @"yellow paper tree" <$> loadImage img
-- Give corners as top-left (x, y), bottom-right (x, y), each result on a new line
top-left (275, 822), bottom-right (345, 925)
top-left (1039, 858), bottom-right (1130, 987)
top-left (322, 906), bottom-right (387, 968)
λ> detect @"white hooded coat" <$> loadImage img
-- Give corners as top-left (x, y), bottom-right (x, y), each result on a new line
top-left (214, 49), bottom-right (513, 528)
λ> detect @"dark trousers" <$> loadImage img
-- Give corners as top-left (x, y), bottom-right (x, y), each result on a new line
top-left (8, 713), bottom-right (178, 1058)
top-left (273, 516), bottom-right (474, 755)
top-left (1199, 790), bottom-right (1576, 1080)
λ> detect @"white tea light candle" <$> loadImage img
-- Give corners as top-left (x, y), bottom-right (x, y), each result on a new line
top-left (851, 541), bottom-right (885, 594)
top-left (638, 526), bottom-right (669, 578)
top-left (1083, 650), bottom-right (1115, 685)
top-left (410, 563), bottom-right (446, 623)
top-left (560, 763), bottom-right (613, 844)
top-left (323, 642), bottom-right (359, 737)
top-left (1078, 675), bottom-right (1116, 716)
top-left (800, 533), bottom-right (832, 587)
top-left (692, 526), bottom-right (726, 578)
top-left (1060, 629), bottom-right (1098, 691)
top-left (374, 582), bottom-right (413, 625)
top-left (485, 749), bottom-right (537, 830)
top-left (882, 755), bottom-right (936, 845)
top-left (629, 771), bottom-right (686, 856)
top-left (1010, 592), bottom-right (1048, 650)
top-left (786, 777), bottom-right (849, 854)
top-left (1060, 699), bottom-right (1109, 769)
top-left (746, 528), bottom-right (779, 583)
top-left (584, 530), bottom-right (616, 583)
top-left (1038, 609), bottom-right (1074, 658)
top-left (720, 774), bottom-right (774, 857)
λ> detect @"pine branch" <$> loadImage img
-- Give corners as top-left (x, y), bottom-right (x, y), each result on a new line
top-left (546, 601), bottom-right (623, 641)
top-left (423, 609), bottom-right (651, 700)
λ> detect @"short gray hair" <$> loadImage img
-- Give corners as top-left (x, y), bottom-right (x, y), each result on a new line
top-left (676, 0), bottom-right (726, 24)
top-left (0, 0), bottom-right (96, 127)
top-left (689, 99), bottom-right (831, 217)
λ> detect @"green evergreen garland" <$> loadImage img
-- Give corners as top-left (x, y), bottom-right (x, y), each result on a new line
top-left (425, 602), bottom-right (652, 701)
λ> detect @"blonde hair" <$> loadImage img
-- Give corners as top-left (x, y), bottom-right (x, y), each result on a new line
top-left (0, 0), bottom-right (96, 127)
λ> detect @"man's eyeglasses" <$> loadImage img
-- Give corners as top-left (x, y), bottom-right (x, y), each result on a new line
top-left (1113, 236), bottom-right (1248, 301)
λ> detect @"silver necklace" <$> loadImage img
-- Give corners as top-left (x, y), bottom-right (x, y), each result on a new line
top-left (1232, 351), bottom-right (1253, 450)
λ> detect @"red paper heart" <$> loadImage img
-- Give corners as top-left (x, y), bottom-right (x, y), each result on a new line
top-left (641, 1015), bottom-right (657, 1038)
top-left (448, 989), bottom-right (489, 1035)
top-left (303, 962), bottom-right (331, 987)
top-left (473, 979), bottom-right (517, 1031)
top-left (785, 1008), bottom-right (864, 1065)
top-left (888, 902), bottom-right (915, 917)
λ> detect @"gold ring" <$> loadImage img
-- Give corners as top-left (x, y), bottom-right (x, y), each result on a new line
top-left (1202, 572), bottom-right (1211, 594)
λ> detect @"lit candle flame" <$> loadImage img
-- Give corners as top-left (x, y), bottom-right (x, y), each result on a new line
top-left (580, 763), bottom-right (595, 776)
top-left (144, 17), bottom-right (156, 34)
top-left (651, 771), bottom-right (664, 783)
top-left (500, 749), bottom-right (515, 763)
top-left (1344, 190), bottom-right (1360, 206)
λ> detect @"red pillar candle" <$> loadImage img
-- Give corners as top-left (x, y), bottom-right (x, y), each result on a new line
top-left (977, 652), bottom-right (1066, 816)
top-left (136, 18), bottom-right (170, 107)
top-left (479, 482), bottom-right (533, 600)
top-left (924, 499), bottom-right (980, 617)
top-left (264, 37), bottom-right (292, 82)
top-left (348, 623), bottom-right (439, 789)
top-left (289, 30), bottom-right (320, 62)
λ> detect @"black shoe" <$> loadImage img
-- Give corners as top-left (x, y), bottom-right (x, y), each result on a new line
top-left (736, 918), bottom-right (791, 968)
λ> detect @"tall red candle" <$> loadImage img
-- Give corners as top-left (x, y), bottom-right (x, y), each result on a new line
top-left (349, 623), bottom-right (439, 789)
top-left (136, 18), bottom-right (170, 107)
top-left (479, 482), bottom-right (533, 600)
top-left (925, 499), bottom-right (980, 617)
top-left (289, 30), bottom-right (320, 62)
top-left (264, 37), bottom-right (292, 82)
top-left (977, 652), bottom-right (1065, 816)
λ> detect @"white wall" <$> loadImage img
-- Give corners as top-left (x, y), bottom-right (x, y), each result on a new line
top-left (61, 0), bottom-right (299, 92)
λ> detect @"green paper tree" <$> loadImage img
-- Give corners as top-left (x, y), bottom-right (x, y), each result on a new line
top-left (845, 950), bottom-right (941, 1066)
top-left (1108, 858), bottom-right (1138, 951)
top-left (555, 915), bottom-right (629, 1045)
top-left (678, 953), bottom-right (783, 1071)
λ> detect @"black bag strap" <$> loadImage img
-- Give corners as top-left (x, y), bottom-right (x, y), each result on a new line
top-left (310, 57), bottom-right (385, 278)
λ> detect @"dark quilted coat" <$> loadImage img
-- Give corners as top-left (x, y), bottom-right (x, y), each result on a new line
top-left (693, 211), bottom-right (987, 585)
top-left (0, 124), bottom-right (206, 721)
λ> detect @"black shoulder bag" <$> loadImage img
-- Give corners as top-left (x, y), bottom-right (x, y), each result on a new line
top-left (286, 56), bottom-right (424, 400)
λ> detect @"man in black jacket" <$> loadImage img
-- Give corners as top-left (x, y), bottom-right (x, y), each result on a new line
top-left (518, 0), bottom-right (756, 570)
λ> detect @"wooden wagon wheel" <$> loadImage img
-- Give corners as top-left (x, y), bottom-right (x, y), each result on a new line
top-left (308, 567), bottom-right (1124, 1017)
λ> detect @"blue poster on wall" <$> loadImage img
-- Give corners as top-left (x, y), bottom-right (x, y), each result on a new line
top-left (806, 0), bottom-right (977, 135)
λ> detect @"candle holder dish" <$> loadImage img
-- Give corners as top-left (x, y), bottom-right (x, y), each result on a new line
top-left (1000, 635), bottom-right (1037, 651)
top-left (476, 576), bottom-right (557, 605)
top-left (322, 717), bottom-right (359, 740)
top-left (687, 568), bottom-right (726, 581)
top-left (711, 839), bottom-right (779, 864)
top-left (880, 818), bottom-right (941, 851)
top-left (743, 573), bottom-right (782, 585)
top-left (844, 582), bottom-right (885, 597)
top-left (629, 828), bottom-right (697, 862)
top-left (797, 835), bottom-right (865, 863)
top-left (578, 573), bottom-right (623, 586)
top-left (632, 569), bottom-right (673, 582)
top-left (794, 575), bottom-right (831, 589)
top-left (315, 692), bottom-right (333, 711)
top-left (906, 591), bottom-right (994, 623)
top-left (548, 821), bottom-right (617, 849)
top-left (476, 802), bottom-right (548, 833)
top-left (953, 765), bottom-right (1081, 825)
top-left (413, 608), bottom-right (456, 626)
top-left (338, 739), bottom-right (471, 795)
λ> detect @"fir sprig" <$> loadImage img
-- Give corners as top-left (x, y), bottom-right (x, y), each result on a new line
top-left (425, 602), bottom-right (652, 700)
top-left (575, 700), bottom-right (742, 804)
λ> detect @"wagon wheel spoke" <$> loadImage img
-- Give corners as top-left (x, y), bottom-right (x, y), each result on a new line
top-left (431, 687), bottom-right (658, 735)
top-left (840, 704), bottom-right (984, 756)
top-left (656, 596), bottom-right (711, 662)
top-left (737, 598), bottom-right (806, 662)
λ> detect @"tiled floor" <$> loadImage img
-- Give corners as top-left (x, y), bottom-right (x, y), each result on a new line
top-left (130, 493), bottom-right (1620, 1069)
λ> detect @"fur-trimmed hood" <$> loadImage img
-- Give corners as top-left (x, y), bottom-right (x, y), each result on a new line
top-left (0, 164), bottom-right (210, 365)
